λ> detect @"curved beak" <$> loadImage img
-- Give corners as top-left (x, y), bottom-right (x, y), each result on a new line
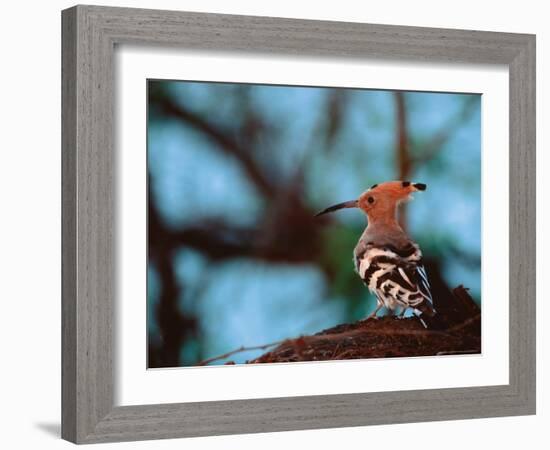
top-left (413, 183), bottom-right (427, 191)
top-left (315, 200), bottom-right (358, 217)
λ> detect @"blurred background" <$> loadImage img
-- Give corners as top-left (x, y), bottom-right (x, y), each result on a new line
top-left (147, 80), bottom-right (481, 368)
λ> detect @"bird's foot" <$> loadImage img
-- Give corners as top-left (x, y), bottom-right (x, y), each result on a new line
top-left (360, 312), bottom-right (381, 322)
top-left (360, 304), bottom-right (384, 323)
top-left (394, 307), bottom-right (409, 319)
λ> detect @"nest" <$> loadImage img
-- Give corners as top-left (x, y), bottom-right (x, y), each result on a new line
top-left (247, 286), bottom-right (480, 364)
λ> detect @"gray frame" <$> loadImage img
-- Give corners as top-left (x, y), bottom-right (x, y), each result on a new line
top-left (62, 4), bottom-right (536, 444)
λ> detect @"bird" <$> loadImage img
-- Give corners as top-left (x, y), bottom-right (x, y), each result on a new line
top-left (315, 180), bottom-right (437, 328)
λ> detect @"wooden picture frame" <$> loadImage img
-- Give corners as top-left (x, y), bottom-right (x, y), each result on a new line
top-left (61, 5), bottom-right (536, 444)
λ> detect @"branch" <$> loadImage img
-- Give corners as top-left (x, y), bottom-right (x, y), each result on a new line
top-left (413, 95), bottom-right (479, 164)
top-left (394, 91), bottom-right (412, 230)
top-left (154, 95), bottom-right (275, 198)
top-left (447, 313), bottom-right (481, 333)
top-left (196, 340), bottom-right (284, 366)
top-left (150, 223), bottom-right (258, 261)
top-left (394, 91), bottom-right (412, 180)
top-left (248, 285), bottom-right (481, 364)
top-left (172, 283), bottom-right (479, 366)
top-left (200, 322), bottom-right (474, 367)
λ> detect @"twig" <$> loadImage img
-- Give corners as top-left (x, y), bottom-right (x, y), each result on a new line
top-left (331, 349), bottom-right (356, 360)
top-left (196, 340), bottom-right (284, 366)
top-left (330, 342), bottom-right (341, 359)
top-left (447, 313), bottom-right (481, 333)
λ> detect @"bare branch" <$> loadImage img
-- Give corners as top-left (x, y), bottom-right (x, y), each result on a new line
top-left (394, 91), bottom-right (412, 180)
top-left (413, 95), bottom-right (479, 164)
top-left (196, 340), bottom-right (284, 366)
top-left (394, 91), bottom-right (412, 229)
top-left (248, 285), bottom-right (481, 364)
top-left (150, 223), bottom-right (257, 261)
top-left (155, 95), bottom-right (275, 198)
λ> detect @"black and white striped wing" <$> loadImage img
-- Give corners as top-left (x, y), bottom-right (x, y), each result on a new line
top-left (394, 260), bottom-right (434, 308)
top-left (354, 242), bottom-right (434, 312)
top-left (414, 262), bottom-right (433, 304)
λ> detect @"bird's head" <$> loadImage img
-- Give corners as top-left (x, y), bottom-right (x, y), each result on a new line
top-left (315, 181), bottom-right (426, 220)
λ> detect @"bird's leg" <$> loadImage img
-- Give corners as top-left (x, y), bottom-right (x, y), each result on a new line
top-left (397, 306), bottom-right (409, 319)
top-left (365, 302), bottom-right (383, 320)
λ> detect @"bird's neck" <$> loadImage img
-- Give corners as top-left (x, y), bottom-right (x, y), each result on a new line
top-left (366, 207), bottom-right (402, 231)
top-left (364, 208), bottom-right (407, 242)
top-left (366, 217), bottom-right (403, 234)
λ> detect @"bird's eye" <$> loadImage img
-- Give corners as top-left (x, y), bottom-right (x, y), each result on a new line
top-left (367, 196), bottom-right (374, 204)
top-left (402, 181), bottom-right (411, 187)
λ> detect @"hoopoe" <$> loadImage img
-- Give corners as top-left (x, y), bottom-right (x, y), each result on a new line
top-left (316, 181), bottom-right (437, 328)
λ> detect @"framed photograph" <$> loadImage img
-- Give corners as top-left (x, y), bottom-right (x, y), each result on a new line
top-left (62, 5), bottom-right (535, 444)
